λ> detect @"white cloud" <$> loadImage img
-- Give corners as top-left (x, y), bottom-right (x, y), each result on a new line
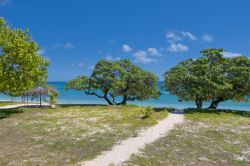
top-left (37, 49), bottom-right (46, 55)
top-left (166, 32), bottom-right (182, 42)
top-left (181, 31), bottom-right (197, 40)
top-left (166, 31), bottom-right (198, 42)
top-left (166, 30), bottom-right (214, 43)
top-left (165, 30), bottom-right (214, 53)
top-left (223, 51), bottom-right (242, 58)
top-left (148, 48), bottom-right (162, 56)
top-left (122, 44), bottom-right (132, 52)
top-left (168, 43), bottom-right (189, 52)
top-left (0, 0), bottom-right (10, 6)
top-left (133, 50), bottom-right (155, 64)
top-left (63, 42), bottom-right (75, 49)
top-left (54, 42), bottom-right (75, 49)
top-left (201, 34), bottom-right (214, 42)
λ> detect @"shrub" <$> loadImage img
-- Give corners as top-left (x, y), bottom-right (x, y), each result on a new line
top-left (141, 106), bottom-right (153, 118)
top-left (49, 91), bottom-right (59, 108)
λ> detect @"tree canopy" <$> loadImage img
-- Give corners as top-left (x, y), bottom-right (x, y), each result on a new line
top-left (0, 17), bottom-right (49, 96)
top-left (66, 59), bottom-right (160, 105)
top-left (163, 48), bottom-right (250, 109)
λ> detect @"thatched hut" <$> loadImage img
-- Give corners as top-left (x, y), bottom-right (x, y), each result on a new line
top-left (23, 87), bottom-right (57, 106)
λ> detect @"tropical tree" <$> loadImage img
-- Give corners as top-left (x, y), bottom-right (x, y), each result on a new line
top-left (163, 58), bottom-right (211, 108)
top-left (0, 17), bottom-right (49, 96)
top-left (163, 48), bottom-right (250, 109)
top-left (208, 55), bottom-right (250, 108)
top-left (201, 49), bottom-right (250, 109)
top-left (66, 59), bottom-right (160, 105)
top-left (201, 49), bottom-right (232, 108)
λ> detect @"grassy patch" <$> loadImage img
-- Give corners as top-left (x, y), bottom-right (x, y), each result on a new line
top-left (0, 105), bottom-right (168, 165)
top-left (0, 108), bottom-right (24, 119)
top-left (0, 101), bottom-right (20, 107)
top-left (125, 109), bottom-right (250, 166)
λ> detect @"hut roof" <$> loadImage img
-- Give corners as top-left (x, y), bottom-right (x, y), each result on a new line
top-left (23, 87), bottom-right (57, 96)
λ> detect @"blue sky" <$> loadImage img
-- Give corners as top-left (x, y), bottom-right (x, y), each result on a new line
top-left (1, 0), bottom-right (250, 81)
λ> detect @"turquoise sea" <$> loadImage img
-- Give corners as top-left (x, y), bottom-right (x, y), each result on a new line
top-left (0, 82), bottom-right (249, 111)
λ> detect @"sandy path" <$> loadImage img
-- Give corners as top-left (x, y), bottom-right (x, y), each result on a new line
top-left (82, 112), bottom-right (184, 166)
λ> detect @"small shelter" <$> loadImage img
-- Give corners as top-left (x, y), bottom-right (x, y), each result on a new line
top-left (23, 87), bottom-right (57, 106)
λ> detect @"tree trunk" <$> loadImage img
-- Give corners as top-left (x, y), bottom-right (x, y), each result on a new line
top-left (117, 95), bottom-right (127, 105)
top-left (121, 100), bottom-right (127, 105)
top-left (118, 98), bottom-right (127, 105)
top-left (208, 98), bottom-right (223, 109)
top-left (40, 91), bottom-right (42, 107)
top-left (195, 99), bottom-right (202, 109)
top-left (104, 93), bottom-right (114, 105)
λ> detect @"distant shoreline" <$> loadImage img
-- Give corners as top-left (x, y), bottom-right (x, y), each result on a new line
top-left (0, 81), bottom-right (249, 112)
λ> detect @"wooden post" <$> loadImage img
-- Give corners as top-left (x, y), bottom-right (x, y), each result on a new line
top-left (40, 91), bottom-right (42, 107)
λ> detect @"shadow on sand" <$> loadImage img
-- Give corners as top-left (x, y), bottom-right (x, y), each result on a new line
top-left (1, 104), bottom-right (248, 120)
top-left (184, 108), bottom-right (250, 117)
top-left (0, 105), bottom-right (50, 120)
top-left (0, 108), bottom-right (23, 119)
top-left (59, 104), bottom-right (107, 108)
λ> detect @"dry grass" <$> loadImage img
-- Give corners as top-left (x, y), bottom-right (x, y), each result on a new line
top-left (0, 101), bottom-right (20, 107)
top-left (125, 109), bottom-right (250, 166)
top-left (0, 105), bottom-right (168, 165)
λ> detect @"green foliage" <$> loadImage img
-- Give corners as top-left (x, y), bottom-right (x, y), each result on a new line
top-left (48, 87), bottom-right (59, 107)
top-left (66, 59), bottom-right (160, 105)
top-left (0, 17), bottom-right (49, 96)
top-left (141, 106), bottom-right (153, 118)
top-left (163, 48), bottom-right (250, 109)
top-left (226, 56), bottom-right (250, 102)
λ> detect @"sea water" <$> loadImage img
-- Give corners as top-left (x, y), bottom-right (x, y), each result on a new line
top-left (0, 82), bottom-right (249, 111)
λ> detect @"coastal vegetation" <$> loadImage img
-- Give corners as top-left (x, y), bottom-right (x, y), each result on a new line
top-left (125, 109), bottom-right (250, 165)
top-left (0, 17), bottom-right (49, 97)
top-left (48, 88), bottom-right (59, 107)
top-left (0, 101), bottom-right (20, 107)
top-left (0, 1), bottom-right (250, 166)
top-left (0, 16), bottom-right (249, 166)
top-left (163, 48), bottom-right (250, 109)
top-left (0, 105), bottom-right (168, 165)
top-left (1, 18), bottom-right (249, 110)
top-left (66, 59), bottom-right (160, 105)
top-left (141, 106), bottom-right (153, 118)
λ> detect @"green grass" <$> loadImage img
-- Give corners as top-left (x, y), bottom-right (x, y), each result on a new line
top-left (125, 109), bottom-right (250, 166)
top-left (0, 101), bottom-right (20, 107)
top-left (0, 105), bottom-right (168, 165)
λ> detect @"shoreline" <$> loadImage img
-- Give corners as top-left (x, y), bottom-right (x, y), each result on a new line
top-left (0, 101), bottom-right (249, 112)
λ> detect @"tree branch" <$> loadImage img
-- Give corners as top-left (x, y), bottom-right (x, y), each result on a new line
top-left (109, 92), bottom-right (118, 105)
top-left (84, 89), bottom-right (104, 98)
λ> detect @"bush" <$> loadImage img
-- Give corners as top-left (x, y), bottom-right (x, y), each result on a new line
top-left (49, 91), bottom-right (59, 108)
top-left (141, 106), bottom-right (153, 118)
